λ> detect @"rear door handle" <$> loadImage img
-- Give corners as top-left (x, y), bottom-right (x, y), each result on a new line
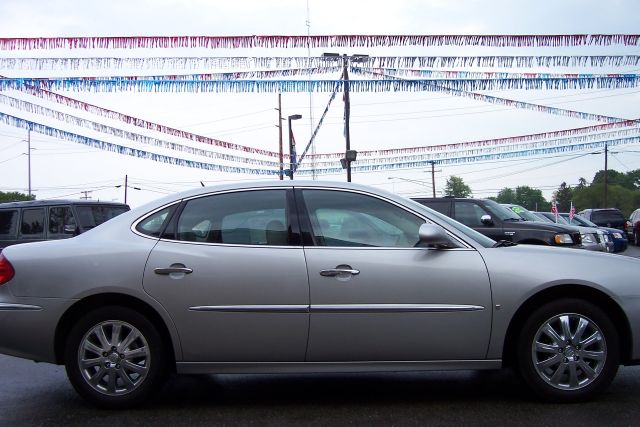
top-left (154, 267), bottom-right (193, 275)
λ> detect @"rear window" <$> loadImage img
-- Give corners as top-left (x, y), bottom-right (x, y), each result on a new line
top-left (592, 210), bottom-right (625, 222)
top-left (76, 205), bottom-right (130, 230)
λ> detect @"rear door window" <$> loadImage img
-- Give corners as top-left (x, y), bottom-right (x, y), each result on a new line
top-left (49, 206), bottom-right (76, 235)
top-left (0, 210), bottom-right (18, 238)
top-left (20, 208), bottom-right (45, 237)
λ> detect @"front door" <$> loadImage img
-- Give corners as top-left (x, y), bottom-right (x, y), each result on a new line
top-left (299, 188), bottom-right (492, 362)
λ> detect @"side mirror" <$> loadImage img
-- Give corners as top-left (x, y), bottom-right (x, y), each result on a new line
top-left (418, 224), bottom-right (452, 248)
top-left (480, 214), bottom-right (493, 226)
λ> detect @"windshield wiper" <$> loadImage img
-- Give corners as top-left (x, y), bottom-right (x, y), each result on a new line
top-left (492, 240), bottom-right (518, 247)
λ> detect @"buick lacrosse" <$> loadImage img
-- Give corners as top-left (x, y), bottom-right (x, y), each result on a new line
top-left (0, 181), bottom-right (639, 408)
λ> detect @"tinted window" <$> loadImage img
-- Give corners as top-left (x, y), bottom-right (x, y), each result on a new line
top-left (76, 205), bottom-right (129, 230)
top-left (592, 210), bottom-right (625, 223)
top-left (176, 190), bottom-right (288, 245)
top-left (454, 202), bottom-right (488, 227)
top-left (0, 210), bottom-right (18, 237)
top-left (21, 208), bottom-right (45, 236)
top-left (49, 206), bottom-right (76, 234)
top-left (302, 190), bottom-right (425, 247)
top-left (136, 205), bottom-right (176, 237)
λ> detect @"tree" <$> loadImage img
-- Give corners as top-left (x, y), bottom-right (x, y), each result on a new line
top-left (443, 176), bottom-right (472, 198)
top-left (553, 182), bottom-right (573, 212)
top-left (0, 191), bottom-right (35, 203)
top-left (495, 188), bottom-right (516, 204)
top-left (495, 186), bottom-right (549, 211)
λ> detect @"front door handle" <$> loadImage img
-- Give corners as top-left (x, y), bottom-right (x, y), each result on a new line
top-left (320, 268), bottom-right (360, 277)
top-left (154, 266), bottom-right (193, 275)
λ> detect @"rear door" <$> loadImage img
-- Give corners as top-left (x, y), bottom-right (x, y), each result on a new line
top-left (142, 188), bottom-right (310, 362)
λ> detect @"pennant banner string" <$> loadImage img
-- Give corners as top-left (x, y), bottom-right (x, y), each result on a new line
top-left (2, 76), bottom-right (640, 93)
top-left (1, 112), bottom-right (638, 176)
top-left (4, 91), bottom-right (638, 167)
top-left (3, 56), bottom-right (640, 71)
top-left (9, 76), bottom-right (640, 161)
top-left (0, 112), bottom-right (280, 175)
top-left (1, 34), bottom-right (639, 51)
top-left (7, 68), bottom-right (636, 82)
top-left (9, 80), bottom-right (283, 158)
top-left (353, 68), bottom-right (627, 123)
top-left (0, 94), bottom-right (283, 167)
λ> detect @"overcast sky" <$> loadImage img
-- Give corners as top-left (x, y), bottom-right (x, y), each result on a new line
top-left (1, 0), bottom-right (639, 207)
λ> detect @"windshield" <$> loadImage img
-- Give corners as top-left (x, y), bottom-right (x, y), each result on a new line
top-left (76, 205), bottom-right (130, 230)
top-left (505, 204), bottom-right (542, 222)
top-left (562, 214), bottom-right (597, 227)
top-left (482, 199), bottom-right (522, 220)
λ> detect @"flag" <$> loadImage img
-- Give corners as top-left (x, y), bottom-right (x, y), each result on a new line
top-left (569, 202), bottom-right (576, 221)
top-left (551, 201), bottom-right (558, 222)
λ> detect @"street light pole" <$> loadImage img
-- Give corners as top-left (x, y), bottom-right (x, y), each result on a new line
top-left (323, 52), bottom-right (368, 182)
top-left (288, 114), bottom-right (302, 180)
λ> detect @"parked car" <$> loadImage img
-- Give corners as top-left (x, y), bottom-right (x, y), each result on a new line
top-left (532, 211), bottom-right (612, 253)
top-left (630, 208), bottom-right (640, 246)
top-left (412, 197), bottom-right (582, 247)
top-left (561, 213), bottom-right (628, 253)
top-left (578, 208), bottom-right (630, 237)
top-left (0, 199), bottom-right (130, 251)
top-left (2, 181), bottom-right (638, 408)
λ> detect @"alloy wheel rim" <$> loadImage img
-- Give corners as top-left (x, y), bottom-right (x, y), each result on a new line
top-left (77, 320), bottom-right (150, 396)
top-left (531, 313), bottom-right (606, 390)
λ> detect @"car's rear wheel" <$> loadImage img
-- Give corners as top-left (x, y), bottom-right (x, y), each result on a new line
top-left (516, 298), bottom-right (619, 402)
top-left (64, 306), bottom-right (167, 408)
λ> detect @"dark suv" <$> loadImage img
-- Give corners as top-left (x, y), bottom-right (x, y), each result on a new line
top-left (577, 208), bottom-right (629, 235)
top-left (412, 197), bottom-right (582, 247)
top-left (0, 199), bottom-right (130, 251)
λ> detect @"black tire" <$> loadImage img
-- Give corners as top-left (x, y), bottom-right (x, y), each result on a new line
top-left (64, 306), bottom-right (168, 409)
top-left (634, 231), bottom-right (639, 246)
top-left (516, 298), bottom-right (619, 402)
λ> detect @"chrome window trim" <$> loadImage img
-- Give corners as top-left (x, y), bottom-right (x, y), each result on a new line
top-left (0, 303), bottom-right (42, 311)
top-left (188, 304), bottom-right (483, 313)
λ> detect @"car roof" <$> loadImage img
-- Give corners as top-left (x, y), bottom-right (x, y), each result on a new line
top-left (0, 199), bottom-right (130, 209)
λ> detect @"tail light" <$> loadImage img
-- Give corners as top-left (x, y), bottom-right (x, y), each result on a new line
top-left (0, 254), bottom-right (15, 285)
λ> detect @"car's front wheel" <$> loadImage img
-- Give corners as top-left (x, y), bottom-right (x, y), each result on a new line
top-left (516, 298), bottom-right (619, 402)
top-left (64, 306), bottom-right (167, 408)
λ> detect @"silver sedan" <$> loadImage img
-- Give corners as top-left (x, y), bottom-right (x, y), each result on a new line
top-left (0, 181), bottom-right (639, 408)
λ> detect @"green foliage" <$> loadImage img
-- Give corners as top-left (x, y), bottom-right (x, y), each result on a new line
top-left (443, 176), bottom-right (472, 198)
top-left (495, 186), bottom-right (550, 211)
top-left (553, 182), bottom-right (573, 212)
top-left (0, 191), bottom-right (35, 203)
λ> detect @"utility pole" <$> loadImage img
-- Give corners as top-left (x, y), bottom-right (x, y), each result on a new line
top-left (277, 94), bottom-right (284, 180)
top-left (27, 127), bottom-right (31, 198)
top-left (604, 144), bottom-right (608, 207)
top-left (430, 161), bottom-right (436, 197)
top-left (342, 55), bottom-right (353, 182)
top-left (80, 190), bottom-right (92, 200)
top-left (125, 174), bottom-right (128, 204)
